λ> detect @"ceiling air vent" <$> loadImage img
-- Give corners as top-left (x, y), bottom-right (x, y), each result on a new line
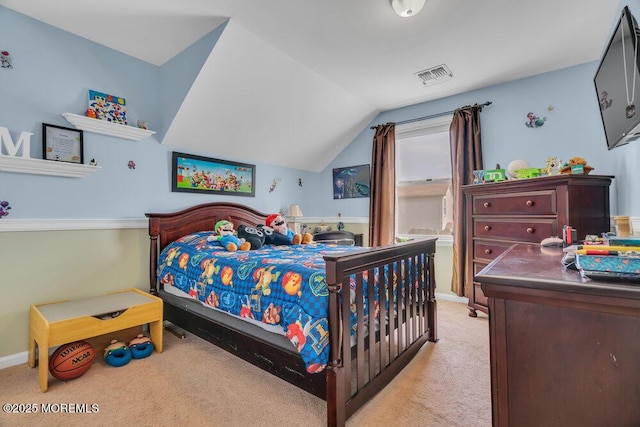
top-left (415, 64), bottom-right (453, 87)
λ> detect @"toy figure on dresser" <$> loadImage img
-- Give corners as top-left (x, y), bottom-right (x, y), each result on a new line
top-left (541, 156), bottom-right (561, 176)
top-left (265, 214), bottom-right (313, 245)
top-left (207, 220), bottom-right (251, 251)
top-left (560, 157), bottom-right (594, 175)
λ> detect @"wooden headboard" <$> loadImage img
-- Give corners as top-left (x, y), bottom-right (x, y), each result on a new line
top-left (146, 202), bottom-right (269, 294)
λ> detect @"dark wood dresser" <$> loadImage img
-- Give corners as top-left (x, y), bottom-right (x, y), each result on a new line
top-left (462, 174), bottom-right (613, 316)
top-left (476, 244), bottom-right (640, 427)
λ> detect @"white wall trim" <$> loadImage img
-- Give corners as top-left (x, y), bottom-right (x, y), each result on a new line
top-left (0, 217), bottom-right (461, 246)
top-left (0, 218), bottom-right (148, 232)
top-left (0, 351), bottom-right (28, 369)
top-left (303, 216), bottom-right (369, 224)
top-left (0, 217), bottom-right (367, 232)
top-left (435, 293), bottom-right (468, 304)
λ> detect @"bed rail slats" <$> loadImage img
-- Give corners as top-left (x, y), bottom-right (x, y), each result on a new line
top-left (324, 238), bottom-right (437, 426)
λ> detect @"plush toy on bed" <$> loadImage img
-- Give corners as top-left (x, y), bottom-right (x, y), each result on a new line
top-left (237, 224), bottom-right (265, 250)
top-left (208, 220), bottom-right (251, 252)
top-left (257, 224), bottom-right (292, 246)
top-left (264, 214), bottom-right (313, 245)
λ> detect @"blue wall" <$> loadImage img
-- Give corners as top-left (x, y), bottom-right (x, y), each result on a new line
top-left (2, 2), bottom-right (638, 220)
top-left (314, 0), bottom-right (640, 218)
top-left (0, 7), bottom-right (316, 219)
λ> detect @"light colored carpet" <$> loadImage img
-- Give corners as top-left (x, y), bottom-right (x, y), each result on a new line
top-left (0, 300), bottom-right (490, 427)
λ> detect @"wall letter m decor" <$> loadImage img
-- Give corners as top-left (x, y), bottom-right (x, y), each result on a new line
top-left (0, 126), bottom-right (33, 158)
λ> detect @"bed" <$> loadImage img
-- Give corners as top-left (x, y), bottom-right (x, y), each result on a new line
top-left (147, 202), bottom-right (437, 426)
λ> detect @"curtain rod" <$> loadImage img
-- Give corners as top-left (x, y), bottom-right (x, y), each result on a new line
top-left (370, 101), bottom-right (492, 129)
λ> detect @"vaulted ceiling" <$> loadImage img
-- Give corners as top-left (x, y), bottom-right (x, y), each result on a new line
top-left (1, 0), bottom-right (620, 172)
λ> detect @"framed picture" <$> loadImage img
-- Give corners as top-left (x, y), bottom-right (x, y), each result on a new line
top-left (88, 89), bottom-right (127, 125)
top-left (42, 123), bottom-right (84, 164)
top-left (333, 164), bottom-right (371, 199)
top-left (171, 151), bottom-right (255, 197)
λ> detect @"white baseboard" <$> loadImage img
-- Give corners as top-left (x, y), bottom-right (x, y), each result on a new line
top-left (0, 351), bottom-right (28, 369)
top-left (435, 292), bottom-right (468, 304)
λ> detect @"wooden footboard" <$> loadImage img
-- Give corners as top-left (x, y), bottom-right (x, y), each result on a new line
top-left (147, 203), bottom-right (437, 427)
top-left (324, 238), bottom-right (437, 426)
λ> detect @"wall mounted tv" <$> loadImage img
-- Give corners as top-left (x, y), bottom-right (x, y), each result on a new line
top-left (594, 6), bottom-right (640, 150)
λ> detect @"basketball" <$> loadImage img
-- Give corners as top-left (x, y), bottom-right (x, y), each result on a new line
top-left (48, 341), bottom-right (95, 381)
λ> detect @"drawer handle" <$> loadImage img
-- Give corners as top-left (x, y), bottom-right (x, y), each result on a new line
top-left (526, 200), bottom-right (534, 207)
top-left (484, 225), bottom-right (491, 231)
top-left (483, 202), bottom-right (491, 208)
top-left (526, 227), bottom-right (534, 234)
top-left (485, 249), bottom-right (493, 255)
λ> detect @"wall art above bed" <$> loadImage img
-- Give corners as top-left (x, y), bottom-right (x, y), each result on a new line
top-left (171, 151), bottom-right (255, 197)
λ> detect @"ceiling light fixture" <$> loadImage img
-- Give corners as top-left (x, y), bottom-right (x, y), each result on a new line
top-left (391, 0), bottom-right (426, 17)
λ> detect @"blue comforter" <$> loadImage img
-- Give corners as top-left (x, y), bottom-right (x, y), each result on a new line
top-left (157, 231), bottom-right (370, 373)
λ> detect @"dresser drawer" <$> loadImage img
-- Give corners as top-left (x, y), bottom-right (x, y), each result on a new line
top-left (474, 240), bottom-right (514, 262)
top-left (472, 190), bottom-right (556, 215)
top-left (474, 218), bottom-right (556, 242)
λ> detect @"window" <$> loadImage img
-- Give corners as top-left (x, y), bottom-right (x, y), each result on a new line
top-left (395, 115), bottom-right (453, 239)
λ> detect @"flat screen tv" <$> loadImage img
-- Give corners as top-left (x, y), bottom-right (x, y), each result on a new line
top-left (594, 6), bottom-right (640, 150)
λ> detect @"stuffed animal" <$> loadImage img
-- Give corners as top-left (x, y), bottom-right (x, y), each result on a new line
top-left (542, 156), bottom-right (560, 176)
top-left (265, 214), bottom-right (313, 245)
top-left (237, 224), bottom-right (265, 250)
top-left (560, 157), bottom-right (594, 174)
top-left (104, 340), bottom-right (132, 367)
top-left (208, 220), bottom-right (251, 252)
top-left (258, 225), bottom-right (293, 246)
top-left (128, 334), bottom-right (153, 359)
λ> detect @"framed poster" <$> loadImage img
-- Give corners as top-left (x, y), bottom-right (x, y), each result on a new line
top-left (42, 123), bottom-right (84, 164)
top-left (88, 89), bottom-right (127, 125)
top-left (333, 164), bottom-right (371, 199)
top-left (171, 151), bottom-right (255, 197)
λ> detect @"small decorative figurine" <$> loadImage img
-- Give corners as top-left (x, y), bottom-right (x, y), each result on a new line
top-left (268, 178), bottom-right (281, 193)
top-left (90, 158), bottom-right (97, 166)
top-left (128, 160), bottom-right (136, 169)
top-left (525, 112), bottom-right (547, 128)
top-left (0, 200), bottom-right (11, 218)
top-left (137, 119), bottom-right (147, 129)
top-left (472, 170), bottom-right (485, 184)
top-left (1, 51), bottom-right (12, 69)
top-left (542, 156), bottom-right (560, 175)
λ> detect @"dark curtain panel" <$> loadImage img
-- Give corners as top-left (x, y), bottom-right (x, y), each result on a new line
top-left (450, 105), bottom-right (483, 296)
top-left (369, 123), bottom-right (396, 247)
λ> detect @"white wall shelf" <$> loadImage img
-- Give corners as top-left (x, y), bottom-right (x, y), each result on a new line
top-left (0, 156), bottom-right (100, 178)
top-left (62, 113), bottom-right (155, 141)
